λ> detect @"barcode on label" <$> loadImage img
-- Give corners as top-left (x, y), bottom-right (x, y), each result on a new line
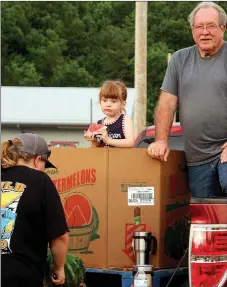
top-left (131, 193), bottom-right (153, 200)
top-left (128, 187), bottom-right (155, 206)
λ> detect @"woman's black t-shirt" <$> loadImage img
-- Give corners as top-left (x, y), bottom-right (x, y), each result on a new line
top-left (1, 166), bottom-right (69, 282)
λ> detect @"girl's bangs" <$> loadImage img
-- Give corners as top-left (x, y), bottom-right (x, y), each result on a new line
top-left (101, 93), bottom-right (119, 100)
top-left (100, 84), bottom-right (121, 100)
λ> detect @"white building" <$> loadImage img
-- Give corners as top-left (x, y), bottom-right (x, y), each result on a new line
top-left (1, 86), bottom-right (135, 147)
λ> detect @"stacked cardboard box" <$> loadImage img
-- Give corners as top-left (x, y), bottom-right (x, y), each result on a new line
top-left (47, 148), bottom-right (190, 269)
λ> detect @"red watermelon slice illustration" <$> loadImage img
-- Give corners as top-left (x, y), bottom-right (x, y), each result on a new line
top-left (63, 193), bottom-right (93, 227)
top-left (87, 123), bottom-right (104, 133)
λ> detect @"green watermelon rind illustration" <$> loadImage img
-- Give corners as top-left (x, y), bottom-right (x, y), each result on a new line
top-left (90, 233), bottom-right (100, 241)
top-left (90, 206), bottom-right (99, 241)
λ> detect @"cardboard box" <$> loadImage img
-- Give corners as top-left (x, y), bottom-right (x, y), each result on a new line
top-left (47, 148), bottom-right (190, 269)
top-left (107, 149), bottom-right (190, 269)
top-left (47, 148), bottom-right (108, 268)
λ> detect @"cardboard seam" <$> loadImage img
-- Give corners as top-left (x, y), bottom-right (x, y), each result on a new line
top-left (106, 148), bottom-right (110, 269)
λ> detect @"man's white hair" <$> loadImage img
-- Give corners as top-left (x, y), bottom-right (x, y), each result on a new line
top-left (188, 1), bottom-right (227, 28)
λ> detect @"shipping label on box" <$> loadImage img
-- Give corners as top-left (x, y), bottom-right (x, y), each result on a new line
top-left (128, 187), bottom-right (155, 206)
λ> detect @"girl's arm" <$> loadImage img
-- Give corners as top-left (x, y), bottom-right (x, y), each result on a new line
top-left (104, 115), bottom-right (135, 147)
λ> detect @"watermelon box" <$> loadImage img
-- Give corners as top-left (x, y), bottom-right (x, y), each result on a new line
top-left (48, 148), bottom-right (109, 268)
top-left (47, 148), bottom-right (190, 270)
top-left (107, 149), bottom-right (190, 269)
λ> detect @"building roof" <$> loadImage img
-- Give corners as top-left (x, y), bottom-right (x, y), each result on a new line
top-left (1, 86), bottom-right (135, 127)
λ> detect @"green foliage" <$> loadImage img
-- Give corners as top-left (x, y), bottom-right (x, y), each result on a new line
top-left (1, 1), bottom-right (227, 123)
top-left (3, 55), bottom-right (42, 86)
top-left (147, 42), bottom-right (169, 124)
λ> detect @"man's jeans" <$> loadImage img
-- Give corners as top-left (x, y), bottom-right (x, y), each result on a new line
top-left (187, 156), bottom-right (227, 198)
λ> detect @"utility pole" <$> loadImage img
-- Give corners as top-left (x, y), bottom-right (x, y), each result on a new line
top-left (133, 1), bottom-right (148, 137)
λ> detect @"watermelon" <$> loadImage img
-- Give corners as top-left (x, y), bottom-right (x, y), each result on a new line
top-left (44, 252), bottom-right (86, 287)
top-left (87, 123), bottom-right (104, 133)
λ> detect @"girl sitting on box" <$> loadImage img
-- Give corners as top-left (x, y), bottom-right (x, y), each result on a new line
top-left (84, 80), bottom-right (135, 147)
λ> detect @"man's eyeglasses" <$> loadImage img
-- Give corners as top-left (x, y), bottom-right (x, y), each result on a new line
top-left (193, 24), bottom-right (222, 32)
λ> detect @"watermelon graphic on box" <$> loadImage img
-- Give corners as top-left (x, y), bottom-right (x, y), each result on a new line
top-left (63, 193), bottom-right (100, 254)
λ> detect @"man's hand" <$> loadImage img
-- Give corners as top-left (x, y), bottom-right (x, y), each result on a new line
top-left (221, 142), bottom-right (227, 163)
top-left (52, 267), bottom-right (65, 285)
top-left (147, 140), bottom-right (169, 162)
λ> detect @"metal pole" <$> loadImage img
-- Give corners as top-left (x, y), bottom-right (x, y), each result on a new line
top-left (133, 1), bottom-right (148, 137)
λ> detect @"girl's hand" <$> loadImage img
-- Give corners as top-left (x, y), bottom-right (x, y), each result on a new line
top-left (97, 127), bottom-right (109, 144)
top-left (84, 130), bottom-right (97, 142)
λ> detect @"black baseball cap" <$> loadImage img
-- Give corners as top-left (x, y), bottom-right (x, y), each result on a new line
top-left (15, 133), bottom-right (56, 169)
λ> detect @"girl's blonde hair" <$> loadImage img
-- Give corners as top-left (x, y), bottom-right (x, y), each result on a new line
top-left (2, 139), bottom-right (35, 169)
top-left (99, 80), bottom-right (127, 102)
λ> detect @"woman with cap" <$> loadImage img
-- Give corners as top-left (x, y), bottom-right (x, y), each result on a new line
top-left (1, 133), bottom-right (69, 287)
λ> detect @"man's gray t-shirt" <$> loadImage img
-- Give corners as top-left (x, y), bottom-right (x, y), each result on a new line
top-left (161, 42), bottom-right (227, 166)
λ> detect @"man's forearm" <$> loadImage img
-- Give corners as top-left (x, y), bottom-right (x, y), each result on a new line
top-left (154, 92), bottom-right (178, 141)
top-left (49, 233), bottom-right (69, 269)
top-left (154, 105), bottom-right (174, 141)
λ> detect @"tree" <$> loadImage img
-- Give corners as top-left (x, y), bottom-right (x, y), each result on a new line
top-left (1, 1), bottom-right (227, 123)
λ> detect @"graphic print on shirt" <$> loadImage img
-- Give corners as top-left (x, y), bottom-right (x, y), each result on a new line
top-left (1, 181), bottom-right (26, 254)
top-left (98, 114), bottom-right (126, 147)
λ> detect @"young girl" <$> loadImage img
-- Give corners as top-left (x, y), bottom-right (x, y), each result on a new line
top-left (85, 80), bottom-right (135, 147)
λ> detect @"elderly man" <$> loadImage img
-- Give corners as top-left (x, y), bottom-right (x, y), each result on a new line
top-left (148, 2), bottom-right (227, 198)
